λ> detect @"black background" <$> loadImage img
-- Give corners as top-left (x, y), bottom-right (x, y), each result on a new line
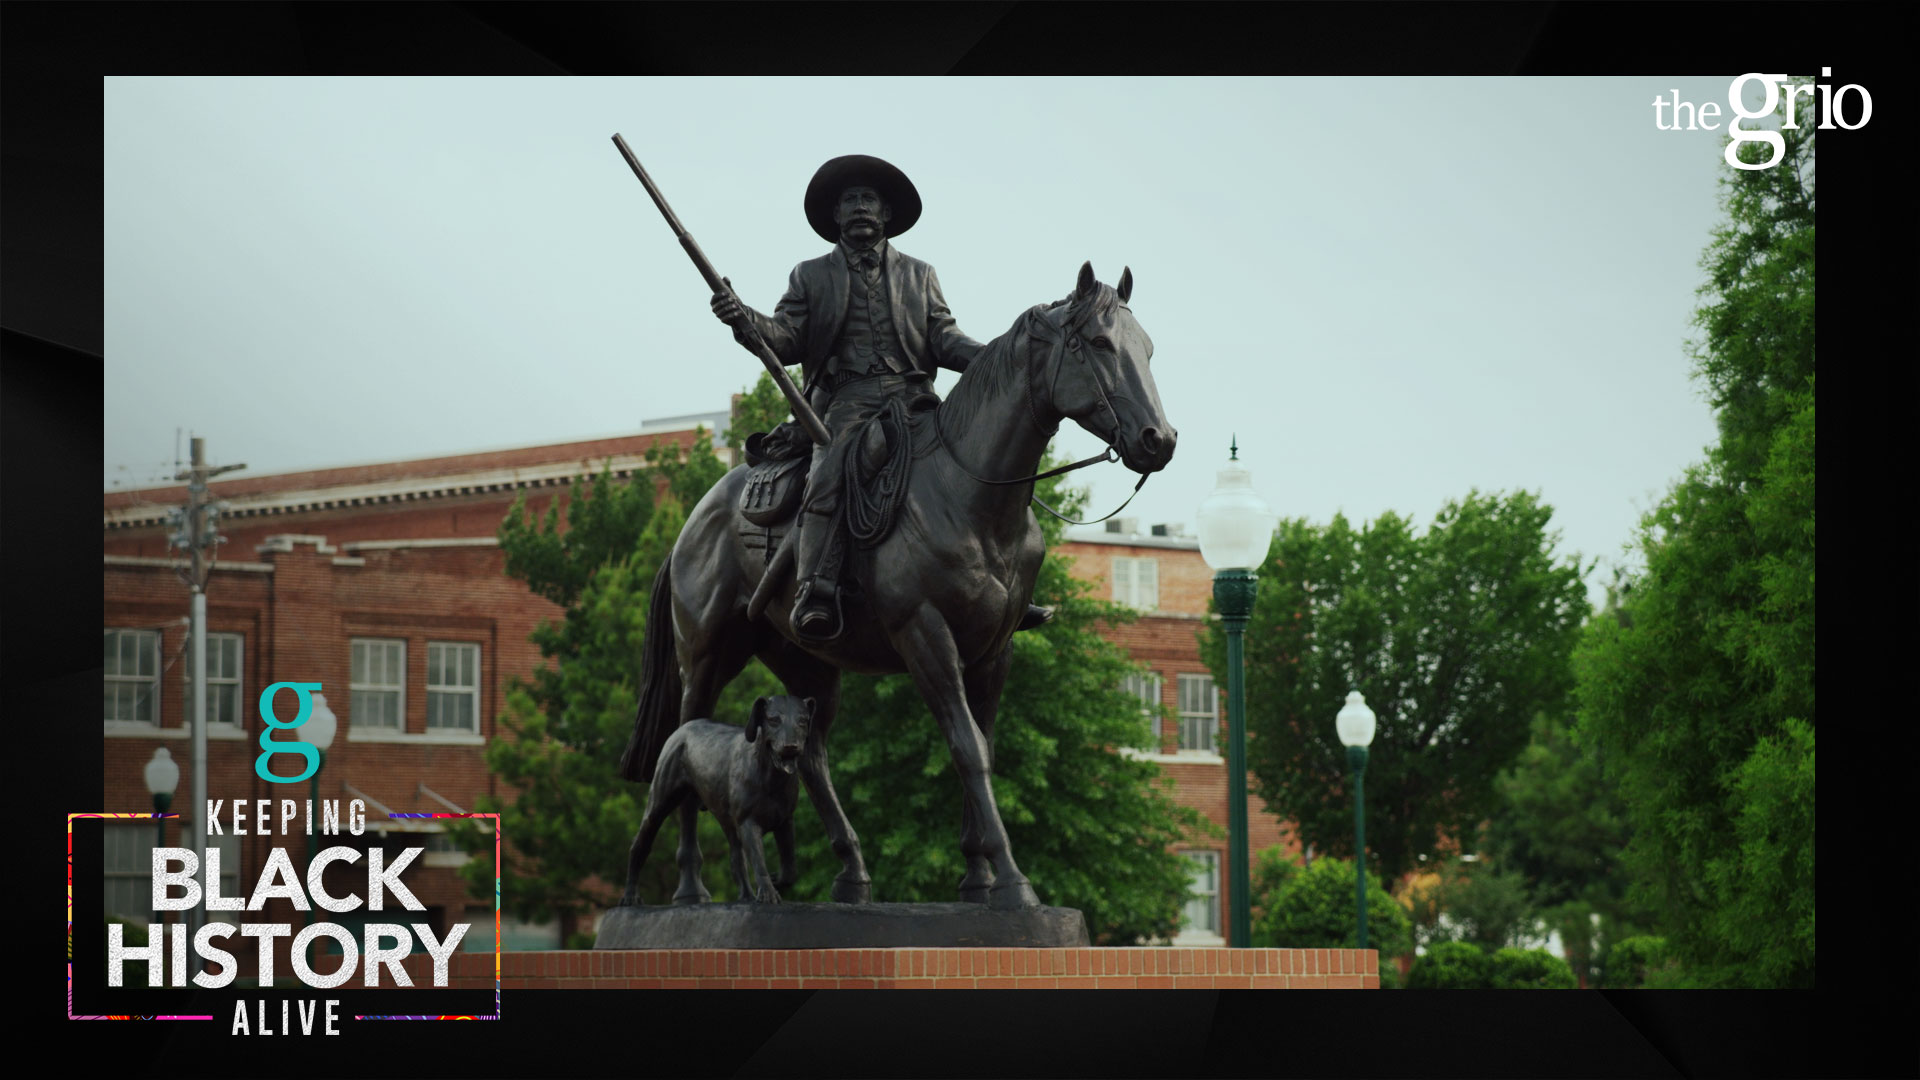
top-left (6, 3), bottom-right (1906, 1076)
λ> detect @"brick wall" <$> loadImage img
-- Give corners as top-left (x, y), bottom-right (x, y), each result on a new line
top-left (398, 947), bottom-right (1379, 990)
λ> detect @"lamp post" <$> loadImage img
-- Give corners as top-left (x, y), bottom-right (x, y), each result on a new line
top-left (1336, 689), bottom-right (1377, 950)
top-left (295, 694), bottom-right (339, 867)
top-left (1196, 437), bottom-right (1277, 948)
top-left (144, 747), bottom-right (181, 973)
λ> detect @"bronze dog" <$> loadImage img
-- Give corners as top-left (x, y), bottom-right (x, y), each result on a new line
top-left (620, 696), bottom-right (814, 905)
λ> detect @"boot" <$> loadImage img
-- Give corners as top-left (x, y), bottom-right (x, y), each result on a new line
top-left (791, 510), bottom-right (841, 640)
top-left (1017, 604), bottom-right (1053, 632)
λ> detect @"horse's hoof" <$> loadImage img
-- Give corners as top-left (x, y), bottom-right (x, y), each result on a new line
top-left (988, 879), bottom-right (1041, 910)
top-left (958, 885), bottom-right (991, 905)
top-left (671, 890), bottom-right (711, 906)
top-left (831, 876), bottom-right (872, 904)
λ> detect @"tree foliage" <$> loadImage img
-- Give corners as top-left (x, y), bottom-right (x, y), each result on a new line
top-left (1573, 83), bottom-right (1814, 989)
top-left (1487, 947), bottom-right (1578, 990)
top-left (1406, 941), bottom-right (1490, 990)
top-left (1249, 849), bottom-right (1414, 962)
top-left (1418, 857), bottom-right (1538, 953)
top-left (1207, 491), bottom-right (1590, 884)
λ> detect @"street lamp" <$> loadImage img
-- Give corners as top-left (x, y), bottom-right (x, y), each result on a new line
top-left (144, 747), bottom-right (181, 964)
top-left (1196, 437), bottom-right (1277, 948)
top-left (295, 694), bottom-right (339, 866)
top-left (1336, 689), bottom-right (1377, 950)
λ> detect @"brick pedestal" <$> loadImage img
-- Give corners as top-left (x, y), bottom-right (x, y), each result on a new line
top-left (403, 947), bottom-right (1378, 989)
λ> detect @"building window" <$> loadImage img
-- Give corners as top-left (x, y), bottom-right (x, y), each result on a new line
top-left (183, 632), bottom-right (243, 726)
top-left (105, 825), bottom-right (240, 925)
top-left (426, 642), bottom-right (480, 733)
top-left (104, 629), bottom-right (161, 726)
top-left (1110, 556), bottom-right (1159, 611)
top-left (1121, 672), bottom-right (1164, 740)
top-left (351, 638), bottom-right (405, 729)
top-left (1177, 674), bottom-right (1220, 753)
top-left (1182, 851), bottom-right (1221, 937)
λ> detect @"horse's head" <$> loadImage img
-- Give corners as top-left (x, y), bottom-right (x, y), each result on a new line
top-left (1045, 262), bottom-right (1176, 474)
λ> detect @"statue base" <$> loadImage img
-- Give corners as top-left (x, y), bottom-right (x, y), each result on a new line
top-left (595, 901), bottom-right (1089, 950)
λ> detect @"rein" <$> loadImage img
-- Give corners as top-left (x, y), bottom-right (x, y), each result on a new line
top-left (932, 303), bottom-right (1151, 526)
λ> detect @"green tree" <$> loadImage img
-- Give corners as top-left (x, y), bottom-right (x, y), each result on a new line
top-left (1420, 857), bottom-right (1537, 953)
top-left (451, 430), bottom-right (780, 924)
top-left (1248, 851), bottom-right (1414, 962)
top-left (1482, 710), bottom-right (1646, 982)
top-left (726, 369), bottom-right (799, 455)
top-left (1574, 83), bottom-right (1814, 989)
top-left (1208, 491), bottom-right (1591, 885)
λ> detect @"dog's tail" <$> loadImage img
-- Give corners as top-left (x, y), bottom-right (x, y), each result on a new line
top-left (618, 553), bottom-right (682, 782)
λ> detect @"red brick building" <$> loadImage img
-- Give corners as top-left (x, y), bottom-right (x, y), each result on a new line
top-left (101, 418), bottom-right (1292, 960)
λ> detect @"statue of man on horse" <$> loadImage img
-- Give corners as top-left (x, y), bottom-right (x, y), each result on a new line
top-left (615, 146), bottom-right (1177, 911)
top-left (708, 155), bottom-right (1054, 643)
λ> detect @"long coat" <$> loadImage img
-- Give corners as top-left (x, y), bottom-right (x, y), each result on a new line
top-left (739, 244), bottom-right (985, 406)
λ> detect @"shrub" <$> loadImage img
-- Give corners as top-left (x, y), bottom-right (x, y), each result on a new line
top-left (1489, 947), bottom-right (1578, 989)
top-left (1249, 851), bottom-right (1413, 963)
top-left (1407, 940), bottom-right (1490, 989)
top-left (1600, 935), bottom-right (1670, 988)
top-left (1376, 955), bottom-right (1404, 990)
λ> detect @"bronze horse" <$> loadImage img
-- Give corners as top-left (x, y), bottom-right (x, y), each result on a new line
top-left (619, 262), bottom-right (1175, 910)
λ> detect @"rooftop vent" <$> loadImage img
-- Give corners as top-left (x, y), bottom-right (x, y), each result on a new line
top-left (1105, 517), bottom-right (1140, 535)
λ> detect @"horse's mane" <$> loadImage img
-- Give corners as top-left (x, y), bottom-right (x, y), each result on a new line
top-left (941, 283), bottom-right (1121, 435)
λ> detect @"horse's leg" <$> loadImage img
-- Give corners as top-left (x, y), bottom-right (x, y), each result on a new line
top-left (957, 643), bottom-right (1013, 903)
top-left (773, 819), bottom-right (798, 891)
top-left (721, 819), bottom-right (750, 902)
top-left (757, 640), bottom-right (869, 903)
top-left (893, 609), bottom-right (1039, 910)
top-left (668, 618), bottom-right (756, 904)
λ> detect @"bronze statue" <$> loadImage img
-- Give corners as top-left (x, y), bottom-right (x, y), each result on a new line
top-left (614, 146), bottom-right (1176, 911)
top-left (622, 696), bottom-right (814, 906)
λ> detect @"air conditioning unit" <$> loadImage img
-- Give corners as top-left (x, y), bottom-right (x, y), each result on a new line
top-left (1151, 523), bottom-right (1186, 538)
top-left (1105, 517), bottom-right (1139, 535)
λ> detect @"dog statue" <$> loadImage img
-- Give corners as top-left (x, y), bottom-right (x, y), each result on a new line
top-left (619, 695), bottom-right (814, 905)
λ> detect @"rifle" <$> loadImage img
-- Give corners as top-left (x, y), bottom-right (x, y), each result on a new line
top-left (612, 134), bottom-right (831, 447)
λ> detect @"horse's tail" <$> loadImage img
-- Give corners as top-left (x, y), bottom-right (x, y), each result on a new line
top-left (618, 553), bottom-right (681, 783)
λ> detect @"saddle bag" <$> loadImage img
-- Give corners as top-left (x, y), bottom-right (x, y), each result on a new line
top-left (740, 423), bottom-right (810, 527)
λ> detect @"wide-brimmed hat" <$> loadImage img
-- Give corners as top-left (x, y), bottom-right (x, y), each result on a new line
top-left (804, 155), bottom-right (921, 243)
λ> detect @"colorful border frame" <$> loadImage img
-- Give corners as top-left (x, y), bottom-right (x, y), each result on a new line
top-left (67, 812), bottom-right (213, 1020)
top-left (355, 811), bottom-right (501, 1021)
top-left (67, 810), bottom-right (501, 1022)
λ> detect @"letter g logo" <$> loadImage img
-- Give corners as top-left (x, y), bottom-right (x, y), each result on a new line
top-left (1726, 73), bottom-right (1788, 170)
top-left (256, 682), bottom-right (322, 783)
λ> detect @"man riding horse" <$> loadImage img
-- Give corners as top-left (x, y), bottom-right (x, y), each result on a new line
top-left (709, 155), bottom-right (1052, 641)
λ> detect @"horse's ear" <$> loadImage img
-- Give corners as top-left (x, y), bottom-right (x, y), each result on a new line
top-left (1076, 261), bottom-right (1096, 299)
top-left (747, 698), bottom-right (766, 743)
top-left (803, 697), bottom-right (817, 719)
top-left (1117, 266), bottom-right (1133, 303)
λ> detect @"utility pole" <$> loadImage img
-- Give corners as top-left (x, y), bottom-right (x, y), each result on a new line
top-left (167, 436), bottom-right (243, 966)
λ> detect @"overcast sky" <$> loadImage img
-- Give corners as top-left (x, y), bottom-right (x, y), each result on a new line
top-left (104, 77), bottom-right (1749, 608)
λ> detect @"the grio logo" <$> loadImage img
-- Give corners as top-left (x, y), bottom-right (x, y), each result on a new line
top-left (1652, 69), bottom-right (1870, 170)
top-left (255, 681), bottom-right (322, 783)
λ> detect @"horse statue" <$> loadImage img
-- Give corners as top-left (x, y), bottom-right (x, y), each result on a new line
top-left (617, 262), bottom-right (1175, 911)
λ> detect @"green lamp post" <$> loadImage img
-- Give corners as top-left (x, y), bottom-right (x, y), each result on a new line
top-left (1336, 689), bottom-right (1377, 950)
top-left (1196, 437), bottom-right (1277, 948)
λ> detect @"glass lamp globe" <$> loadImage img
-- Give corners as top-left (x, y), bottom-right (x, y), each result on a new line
top-left (1336, 690), bottom-right (1377, 748)
top-left (298, 693), bottom-right (339, 752)
top-left (144, 746), bottom-right (181, 797)
top-left (1196, 438), bottom-right (1278, 571)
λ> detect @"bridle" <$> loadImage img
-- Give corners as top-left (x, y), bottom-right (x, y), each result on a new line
top-left (933, 295), bottom-right (1150, 526)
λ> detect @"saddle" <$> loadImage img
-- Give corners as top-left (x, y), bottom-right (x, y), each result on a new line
top-left (739, 423), bottom-right (810, 527)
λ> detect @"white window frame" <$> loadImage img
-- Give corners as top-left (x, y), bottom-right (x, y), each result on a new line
top-left (426, 641), bottom-right (481, 734)
top-left (1177, 673), bottom-right (1221, 755)
top-left (104, 628), bottom-right (162, 729)
top-left (1110, 555), bottom-right (1159, 611)
top-left (1121, 672), bottom-right (1164, 741)
top-left (105, 825), bottom-right (241, 926)
top-left (1177, 850), bottom-right (1224, 944)
top-left (351, 638), bottom-right (407, 731)
top-left (187, 632), bottom-right (244, 727)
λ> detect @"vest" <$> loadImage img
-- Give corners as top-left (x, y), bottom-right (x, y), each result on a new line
top-left (827, 249), bottom-right (906, 377)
